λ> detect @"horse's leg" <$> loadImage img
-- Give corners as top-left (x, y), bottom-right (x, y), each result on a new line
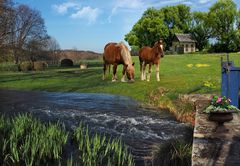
top-left (103, 63), bottom-right (107, 80)
top-left (140, 60), bottom-right (143, 80)
top-left (121, 65), bottom-right (127, 82)
top-left (147, 64), bottom-right (152, 82)
top-left (143, 63), bottom-right (147, 80)
top-left (156, 63), bottom-right (160, 81)
top-left (112, 64), bottom-right (118, 82)
top-left (140, 61), bottom-right (144, 81)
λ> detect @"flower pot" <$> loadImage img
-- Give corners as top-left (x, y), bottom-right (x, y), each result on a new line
top-left (208, 111), bottom-right (233, 133)
top-left (209, 112), bottom-right (233, 123)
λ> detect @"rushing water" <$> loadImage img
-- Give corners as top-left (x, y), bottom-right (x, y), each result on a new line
top-left (0, 89), bottom-right (192, 164)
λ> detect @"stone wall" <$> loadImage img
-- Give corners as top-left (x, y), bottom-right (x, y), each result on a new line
top-left (192, 96), bottom-right (240, 166)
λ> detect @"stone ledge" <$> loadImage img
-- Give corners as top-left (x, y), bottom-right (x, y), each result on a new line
top-left (192, 95), bottom-right (240, 166)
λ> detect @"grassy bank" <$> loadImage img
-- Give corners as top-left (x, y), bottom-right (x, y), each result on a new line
top-left (0, 53), bottom-right (239, 123)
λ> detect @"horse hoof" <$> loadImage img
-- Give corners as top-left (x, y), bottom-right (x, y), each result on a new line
top-left (128, 79), bottom-right (135, 83)
top-left (112, 79), bottom-right (117, 82)
top-left (147, 79), bottom-right (150, 82)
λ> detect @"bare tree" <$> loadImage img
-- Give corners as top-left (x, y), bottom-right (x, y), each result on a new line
top-left (26, 38), bottom-right (46, 62)
top-left (0, 0), bottom-right (14, 49)
top-left (44, 36), bottom-right (61, 64)
top-left (12, 4), bottom-right (47, 63)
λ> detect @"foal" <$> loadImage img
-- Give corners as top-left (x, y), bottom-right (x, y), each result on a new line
top-left (139, 40), bottom-right (164, 81)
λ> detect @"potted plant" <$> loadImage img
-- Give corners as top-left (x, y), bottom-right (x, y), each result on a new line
top-left (203, 96), bottom-right (240, 132)
top-left (204, 96), bottom-right (240, 113)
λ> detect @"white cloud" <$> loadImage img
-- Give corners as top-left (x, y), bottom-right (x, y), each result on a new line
top-left (52, 2), bottom-right (80, 14)
top-left (153, 0), bottom-right (191, 6)
top-left (71, 6), bottom-right (101, 24)
top-left (199, 0), bottom-right (212, 4)
top-left (108, 0), bottom-right (144, 23)
top-left (112, 0), bottom-right (145, 14)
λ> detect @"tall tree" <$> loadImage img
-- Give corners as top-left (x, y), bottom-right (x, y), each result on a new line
top-left (0, 0), bottom-right (16, 62)
top-left (44, 36), bottom-right (60, 64)
top-left (0, 0), bottom-right (14, 48)
top-left (125, 8), bottom-right (168, 49)
top-left (190, 12), bottom-right (210, 51)
top-left (125, 5), bottom-right (191, 50)
top-left (208, 0), bottom-right (239, 52)
top-left (160, 5), bottom-right (191, 49)
top-left (12, 5), bottom-right (47, 63)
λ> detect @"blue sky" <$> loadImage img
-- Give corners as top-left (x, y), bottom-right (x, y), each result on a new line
top-left (14, 0), bottom-right (239, 53)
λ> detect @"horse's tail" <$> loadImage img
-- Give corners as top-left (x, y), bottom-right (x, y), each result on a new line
top-left (139, 49), bottom-right (143, 72)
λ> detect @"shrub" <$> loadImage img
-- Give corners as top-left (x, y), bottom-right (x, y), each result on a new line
top-left (33, 61), bottom-right (48, 71)
top-left (60, 59), bottom-right (73, 67)
top-left (19, 61), bottom-right (33, 71)
top-left (152, 139), bottom-right (192, 166)
top-left (0, 62), bottom-right (19, 71)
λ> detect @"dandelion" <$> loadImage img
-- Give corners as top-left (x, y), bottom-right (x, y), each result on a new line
top-left (187, 64), bottom-right (193, 68)
top-left (204, 81), bottom-right (212, 87)
top-left (203, 80), bottom-right (216, 88)
top-left (195, 64), bottom-right (210, 68)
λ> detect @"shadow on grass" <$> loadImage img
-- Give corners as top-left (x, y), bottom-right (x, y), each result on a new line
top-left (0, 67), bottom-right (108, 92)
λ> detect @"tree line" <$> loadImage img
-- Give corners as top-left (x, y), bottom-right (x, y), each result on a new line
top-left (0, 0), bottom-right (60, 64)
top-left (125, 0), bottom-right (240, 53)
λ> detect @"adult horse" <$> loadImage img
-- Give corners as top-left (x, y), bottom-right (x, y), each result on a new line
top-left (139, 40), bottom-right (164, 82)
top-left (103, 42), bottom-right (135, 82)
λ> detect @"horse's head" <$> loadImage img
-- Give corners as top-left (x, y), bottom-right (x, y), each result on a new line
top-left (126, 63), bottom-right (135, 82)
top-left (154, 40), bottom-right (164, 58)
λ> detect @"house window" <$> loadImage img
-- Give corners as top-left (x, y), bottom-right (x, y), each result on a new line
top-left (191, 44), bottom-right (194, 52)
top-left (185, 44), bottom-right (188, 52)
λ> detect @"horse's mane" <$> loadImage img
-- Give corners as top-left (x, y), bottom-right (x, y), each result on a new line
top-left (117, 42), bottom-right (132, 65)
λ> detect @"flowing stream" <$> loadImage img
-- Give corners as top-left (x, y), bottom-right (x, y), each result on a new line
top-left (0, 89), bottom-right (192, 164)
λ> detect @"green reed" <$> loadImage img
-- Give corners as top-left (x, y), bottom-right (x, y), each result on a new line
top-left (0, 114), bottom-right (68, 166)
top-left (73, 123), bottom-right (135, 166)
top-left (0, 114), bottom-right (135, 166)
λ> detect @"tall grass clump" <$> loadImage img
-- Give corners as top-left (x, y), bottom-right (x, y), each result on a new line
top-left (152, 139), bottom-right (192, 166)
top-left (0, 114), bottom-right (68, 166)
top-left (73, 123), bottom-right (135, 166)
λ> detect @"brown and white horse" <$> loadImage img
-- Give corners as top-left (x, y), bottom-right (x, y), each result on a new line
top-left (103, 42), bottom-right (135, 82)
top-left (139, 40), bottom-right (164, 82)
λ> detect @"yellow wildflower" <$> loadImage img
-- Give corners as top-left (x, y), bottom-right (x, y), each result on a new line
top-left (187, 64), bottom-right (194, 68)
top-left (195, 64), bottom-right (210, 68)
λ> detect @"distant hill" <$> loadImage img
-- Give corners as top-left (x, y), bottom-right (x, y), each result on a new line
top-left (57, 50), bottom-right (102, 61)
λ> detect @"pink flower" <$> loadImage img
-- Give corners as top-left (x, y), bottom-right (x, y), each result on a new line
top-left (217, 97), bottom-right (222, 103)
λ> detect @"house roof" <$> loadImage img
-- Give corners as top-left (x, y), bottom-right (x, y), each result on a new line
top-left (174, 33), bottom-right (196, 43)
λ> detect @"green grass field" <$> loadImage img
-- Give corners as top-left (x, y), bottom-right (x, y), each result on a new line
top-left (0, 53), bottom-right (239, 104)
